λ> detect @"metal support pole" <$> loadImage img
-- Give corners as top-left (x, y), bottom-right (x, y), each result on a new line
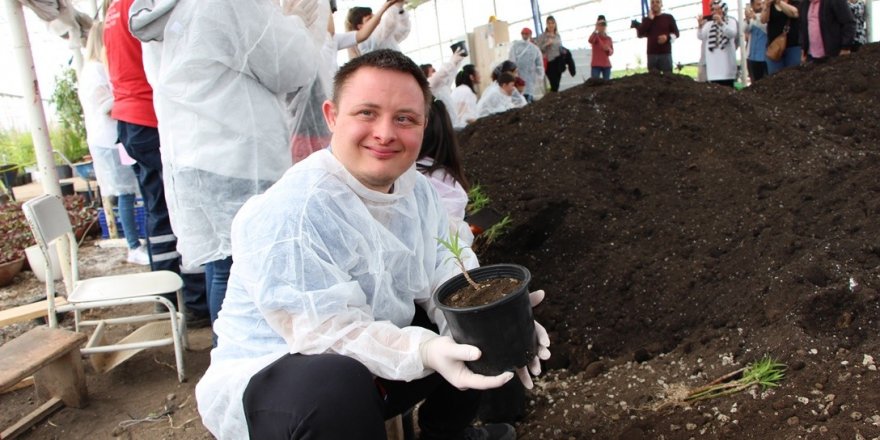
top-left (2, 0), bottom-right (61, 197)
top-left (738, 0), bottom-right (748, 86)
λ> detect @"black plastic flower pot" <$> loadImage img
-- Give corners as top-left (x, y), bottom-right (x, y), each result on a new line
top-left (434, 264), bottom-right (536, 376)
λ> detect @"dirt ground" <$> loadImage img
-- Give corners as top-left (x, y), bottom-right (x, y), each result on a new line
top-left (0, 243), bottom-right (213, 439)
top-left (2, 45), bottom-right (879, 439)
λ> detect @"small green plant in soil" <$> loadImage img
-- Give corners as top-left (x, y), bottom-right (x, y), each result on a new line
top-left (466, 184), bottom-right (490, 216)
top-left (436, 233), bottom-right (521, 308)
top-left (482, 215), bottom-right (512, 245)
top-left (683, 357), bottom-right (786, 402)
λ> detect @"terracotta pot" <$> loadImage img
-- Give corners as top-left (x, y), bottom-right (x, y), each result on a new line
top-left (0, 257), bottom-right (26, 287)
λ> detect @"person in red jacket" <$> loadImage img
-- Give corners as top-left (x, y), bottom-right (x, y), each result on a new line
top-left (589, 15), bottom-right (614, 80)
top-left (635, 0), bottom-right (680, 73)
top-left (103, 0), bottom-right (208, 327)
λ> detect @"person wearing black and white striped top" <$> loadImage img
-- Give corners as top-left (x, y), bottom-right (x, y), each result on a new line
top-left (698, 1), bottom-right (739, 87)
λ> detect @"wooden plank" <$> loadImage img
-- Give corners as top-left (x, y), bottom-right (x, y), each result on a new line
top-left (0, 297), bottom-right (69, 327)
top-left (0, 396), bottom-right (63, 440)
top-left (0, 327), bottom-right (85, 391)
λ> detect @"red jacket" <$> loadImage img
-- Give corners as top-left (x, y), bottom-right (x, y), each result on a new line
top-left (588, 32), bottom-right (613, 67)
top-left (104, 0), bottom-right (157, 127)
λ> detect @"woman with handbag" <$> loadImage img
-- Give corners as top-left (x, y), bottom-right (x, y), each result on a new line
top-left (536, 16), bottom-right (565, 92)
top-left (761, 0), bottom-right (802, 75)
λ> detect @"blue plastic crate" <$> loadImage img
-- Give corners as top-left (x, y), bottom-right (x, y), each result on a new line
top-left (98, 203), bottom-right (147, 239)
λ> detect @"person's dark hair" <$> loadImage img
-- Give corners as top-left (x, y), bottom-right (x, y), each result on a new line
top-left (346, 7), bottom-right (372, 31)
top-left (333, 49), bottom-right (431, 113)
top-left (420, 63), bottom-right (434, 77)
top-left (418, 99), bottom-right (469, 190)
top-left (497, 72), bottom-right (516, 86)
top-left (455, 64), bottom-right (477, 92)
top-left (490, 60), bottom-right (517, 81)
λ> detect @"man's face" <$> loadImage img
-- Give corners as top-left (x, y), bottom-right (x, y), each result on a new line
top-left (500, 82), bottom-right (515, 96)
top-left (521, 32), bottom-right (531, 40)
top-left (323, 67), bottom-right (426, 193)
top-left (425, 66), bottom-right (436, 78)
top-left (751, 0), bottom-right (763, 12)
top-left (651, 0), bottom-right (662, 13)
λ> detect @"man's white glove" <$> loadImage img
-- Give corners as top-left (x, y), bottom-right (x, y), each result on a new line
top-left (516, 290), bottom-right (552, 390)
top-left (420, 336), bottom-right (514, 390)
top-left (282, 0), bottom-right (318, 27)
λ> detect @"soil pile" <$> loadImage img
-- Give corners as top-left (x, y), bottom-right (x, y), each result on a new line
top-left (461, 44), bottom-right (880, 438)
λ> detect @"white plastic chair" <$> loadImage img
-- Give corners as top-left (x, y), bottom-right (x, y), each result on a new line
top-left (22, 194), bottom-right (189, 382)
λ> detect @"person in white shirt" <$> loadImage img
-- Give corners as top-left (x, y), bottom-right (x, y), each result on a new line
top-left (450, 64), bottom-right (480, 129)
top-left (508, 27), bottom-right (544, 102)
top-left (417, 99), bottom-right (474, 246)
top-left (477, 72), bottom-right (516, 118)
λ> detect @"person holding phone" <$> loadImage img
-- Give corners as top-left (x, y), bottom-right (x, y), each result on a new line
top-left (589, 15), bottom-right (614, 80)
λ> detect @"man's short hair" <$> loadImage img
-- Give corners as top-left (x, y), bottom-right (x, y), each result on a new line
top-left (345, 6), bottom-right (372, 31)
top-left (333, 49), bottom-right (431, 114)
top-left (497, 72), bottom-right (516, 86)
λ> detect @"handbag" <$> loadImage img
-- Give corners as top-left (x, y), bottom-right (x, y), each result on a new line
top-left (766, 20), bottom-right (790, 62)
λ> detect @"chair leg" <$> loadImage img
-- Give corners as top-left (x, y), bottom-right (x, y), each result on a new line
top-left (176, 289), bottom-right (189, 350)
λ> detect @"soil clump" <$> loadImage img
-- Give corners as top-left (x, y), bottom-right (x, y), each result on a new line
top-left (443, 277), bottom-right (521, 308)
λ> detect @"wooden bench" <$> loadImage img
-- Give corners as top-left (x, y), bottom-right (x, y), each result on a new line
top-left (0, 326), bottom-right (87, 440)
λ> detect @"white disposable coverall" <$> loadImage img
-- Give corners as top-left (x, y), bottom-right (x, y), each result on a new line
top-left (508, 39), bottom-right (544, 97)
top-left (139, 0), bottom-right (320, 268)
top-left (476, 83), bottom-right (514, 118)
top-left (356, 2), bottom-right (410, 55)
top-left (417, 158), bottom-right (474, 246)
top-left (428, 52), bottom-right (465, 129)
top-left (451, 84), bottom-right (478, 129)
top-left (196, 149), bottom-right (477, 438)
top-left (77, 60), bottom-right (139, 196)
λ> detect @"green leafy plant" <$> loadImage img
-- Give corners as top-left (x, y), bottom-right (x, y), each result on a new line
top-left (51, 67), bottom-right (86, 143)
top-left (466, 184), bottom-right (490, 216)
top-left (0, 129), bottom-right (36, 169)
top-left (51, 127), bottom-right (89, 164)
top-left (436, 233), bottom-right (481, 291)
top-left (684, 357), bottom-right (786, 402)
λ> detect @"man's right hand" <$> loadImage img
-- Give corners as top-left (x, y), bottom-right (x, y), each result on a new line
top-left (658, 34), bottom-right (668, 45)
top-left (420, 336), bottom-right (514, 390)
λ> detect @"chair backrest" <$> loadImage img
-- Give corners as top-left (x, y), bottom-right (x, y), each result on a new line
top-left (22, 195), bottom-right (79, 327)
top-left (22, 194), bottom-right (72, 246)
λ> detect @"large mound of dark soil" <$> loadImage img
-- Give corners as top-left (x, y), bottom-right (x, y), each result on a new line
top-left (461, 44), bottom-right (880, 439)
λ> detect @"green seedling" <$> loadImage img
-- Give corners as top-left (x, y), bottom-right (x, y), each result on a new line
top-left (436, 233), bottom-right (481, 291)
top-left (466, 184), bottom-right (490, 216)
top-left (482, 215), bottom-right (512, 245)
top-left (684, 356), bottom-right (786, 403)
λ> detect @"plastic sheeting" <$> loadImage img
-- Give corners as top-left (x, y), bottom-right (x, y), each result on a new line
top-left (196, 149), bottom-right (476, 438)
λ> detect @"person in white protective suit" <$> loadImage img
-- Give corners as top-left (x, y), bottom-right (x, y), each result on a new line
top-left (425, 47), bottom-right (467, 129)
top-left (324, 0), bottom-right (405, 79)
top-left (345, 0), bottom-right (411, 58)
top-left (417, 99), bottom-right (474, 247)
top-left (195, 50), bottom-right (551, 440)
top-left (451, 64), bottom-right (480, 129)
top-left (128, 0), bottom-right (324, 326)
top-left (477, 72), bottom-right (517, 118)
top-left (508, 28), bottom-right (544, 103)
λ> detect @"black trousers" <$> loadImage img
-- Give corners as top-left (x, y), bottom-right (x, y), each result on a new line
top-left (546, 56), bottom-right (566, 92)
top-left (747, 59), bottom-right (767, 83)
top-left (243, 353), bottom-right (480, 439)
top-left (117, 121), bottom-right (208, 317)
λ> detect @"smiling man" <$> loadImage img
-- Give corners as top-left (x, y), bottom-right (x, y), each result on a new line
top-left (195, 50), bottom-right (549, 440)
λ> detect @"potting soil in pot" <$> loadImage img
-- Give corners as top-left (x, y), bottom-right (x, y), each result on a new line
top-left (459, 44), bottom-right (880, 438)
top-left (442, 277), bottom-right (521, 308)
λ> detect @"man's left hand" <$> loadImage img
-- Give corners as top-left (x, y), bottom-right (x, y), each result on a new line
top-left (841, 49), bottom-right (851, 56)
top-left (516, 290), bottom-right (551, 389)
